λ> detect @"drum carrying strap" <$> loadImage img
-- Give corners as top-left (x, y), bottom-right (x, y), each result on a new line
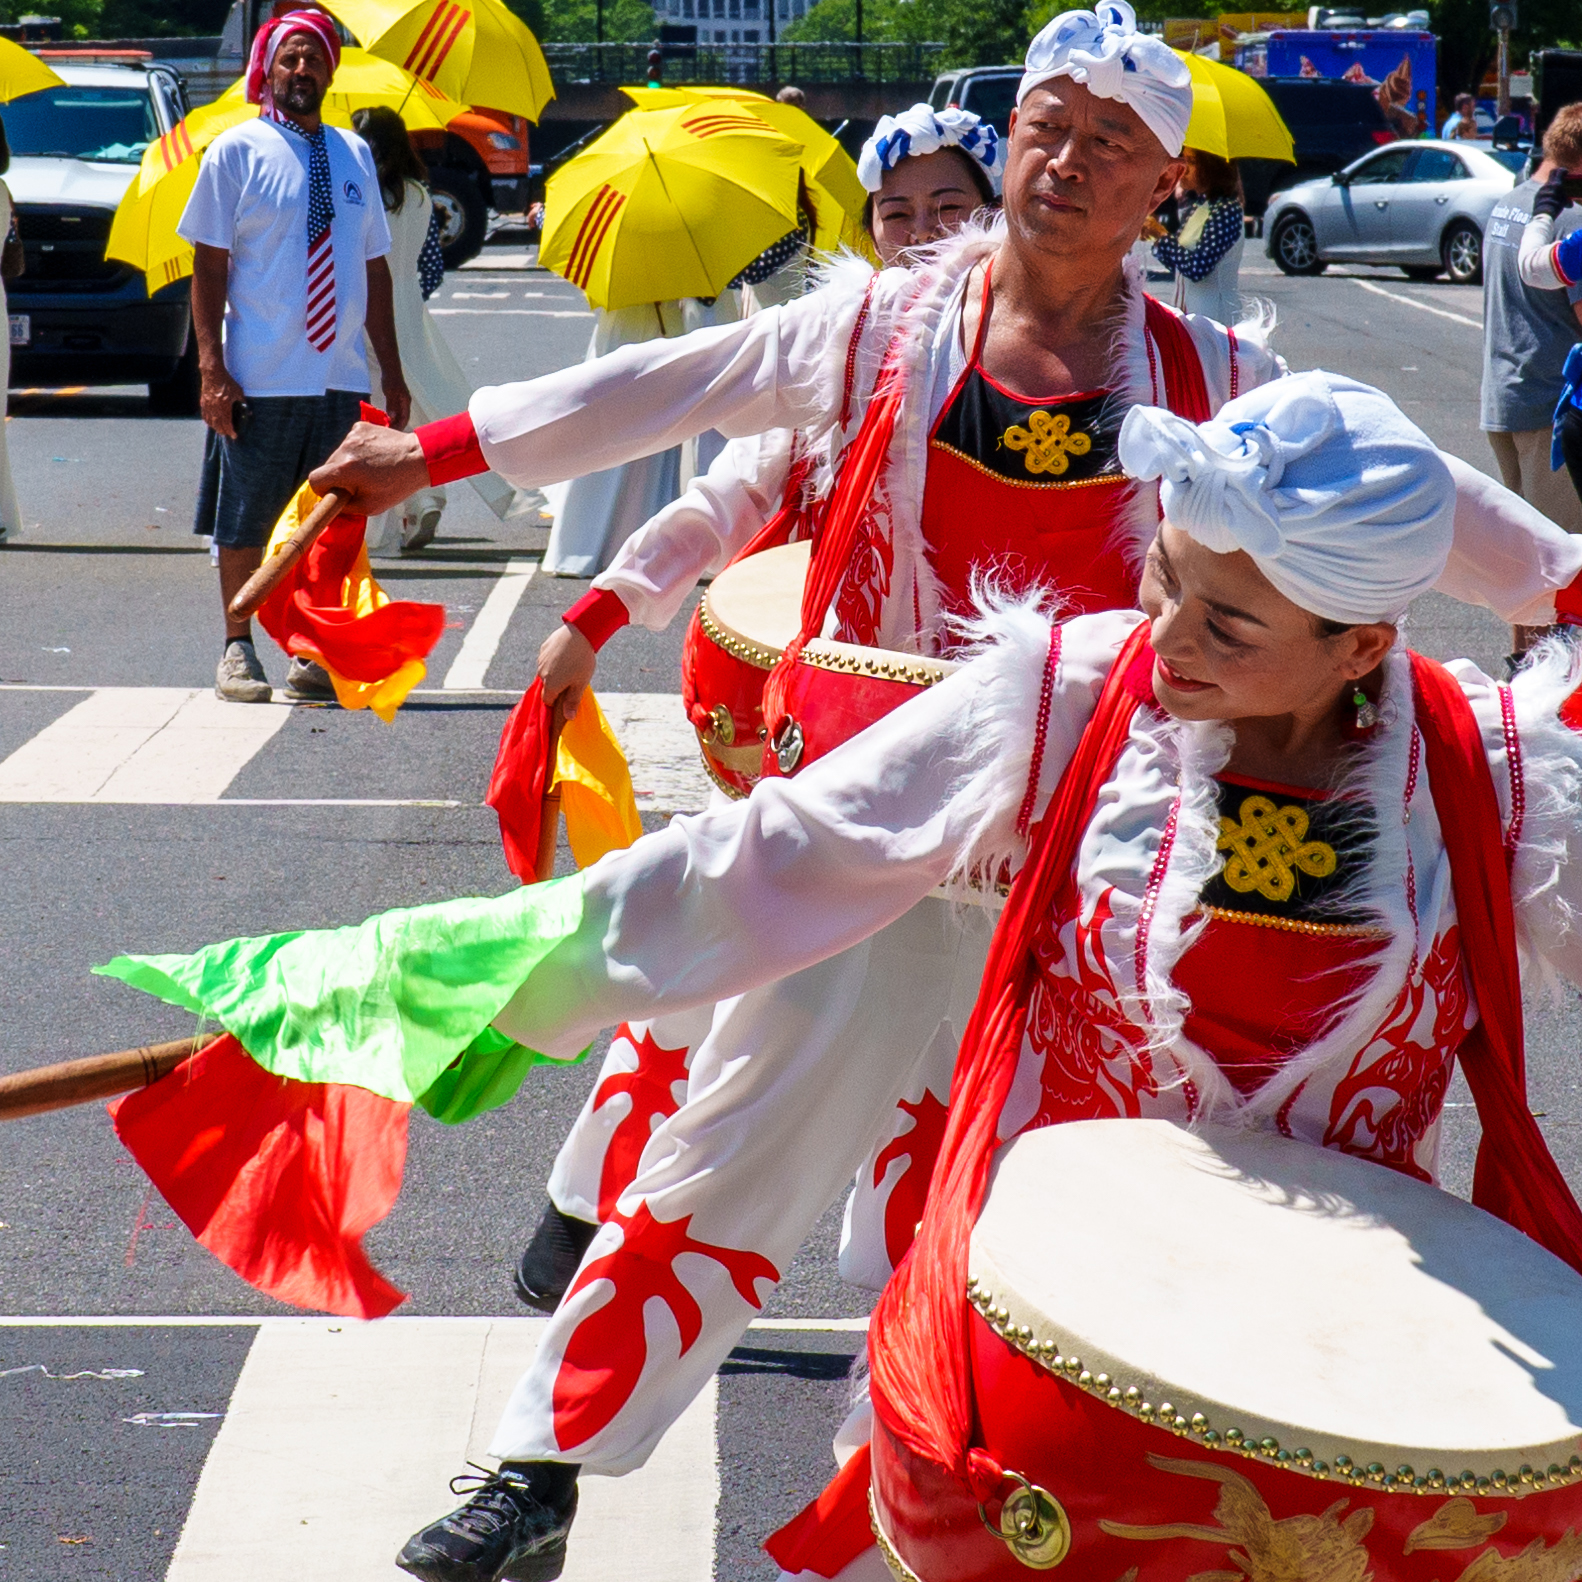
top-left (869, 629), bottom-right (1582, 1499)
top-left (1409, 652), bottom-right (1582, 1274)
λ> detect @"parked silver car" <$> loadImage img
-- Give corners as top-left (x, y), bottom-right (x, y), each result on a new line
top-left (1264, 139), bottom-right (1522, 284)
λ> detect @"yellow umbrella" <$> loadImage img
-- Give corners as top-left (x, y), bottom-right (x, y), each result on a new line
top-left (114, 54), bottom-right (469, 291)
top-left (0, 39), bottom-right (64, 100)
top-left (540, 101), bottom-right (803, 310)
top-left (620, 84), bottom-right (866, 253)
top-left (1176, 50), bottom-right (1295, 162)
top-left (321, 0), bottom-right (554, 124)
top-left (109, 156), bottom-right (201, 294)
top-left (214, 49), bottom-right (471, 134)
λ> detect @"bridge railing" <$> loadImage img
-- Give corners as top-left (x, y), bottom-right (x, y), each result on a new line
top-left (541, 40), bottom-right (947, 85)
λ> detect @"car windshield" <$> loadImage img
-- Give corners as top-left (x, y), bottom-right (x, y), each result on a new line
top-left (959, 75), bottom-right (1019, 134)
top-left (2, 84), bottom-right (157, 164)
top-left (1486, 147), bottom-right (1528, 173)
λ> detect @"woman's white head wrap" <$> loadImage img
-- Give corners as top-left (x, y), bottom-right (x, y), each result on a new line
top-left (1018, 1), bottom-right (1194, 158)
top-left (1118, 371), bottom-right (1456, 625)
top-left (856, 104), bottom-right (1005, 196)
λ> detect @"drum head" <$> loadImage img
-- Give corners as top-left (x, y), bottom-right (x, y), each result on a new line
top-left (702, 539), bottom-right (809, 665)
top-left (969, 1120), bottom-right (1582, 1481)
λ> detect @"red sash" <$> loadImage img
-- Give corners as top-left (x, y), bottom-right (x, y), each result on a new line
top-left (758, 282), bottom-right (1217, 769)
top-left (862, 630), bottom-right (1582, 1499)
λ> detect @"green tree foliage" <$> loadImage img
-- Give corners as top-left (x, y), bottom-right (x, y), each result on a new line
top-left (0, 0), bottom-right (228, 37)
top-left (98, 0), bottom-right (232, 34)
top-left (1425, 0), bottom-right (1579, 99)
top-left (784, 0), bottom-right (1029, 63)
top-left (505, 0), bottom-right (656, 42)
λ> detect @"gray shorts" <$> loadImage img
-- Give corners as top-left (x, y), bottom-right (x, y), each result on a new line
top-left (194, 389), bottom-right (367, 549)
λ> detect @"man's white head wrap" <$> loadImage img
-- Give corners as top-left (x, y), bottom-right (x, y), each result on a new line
top-left (1118, 371), bottom-right (1455, 626)
top-left (856, 103), bottom-right (1005, 196)
top-left (1018, 1), bottom-right (1194, 158)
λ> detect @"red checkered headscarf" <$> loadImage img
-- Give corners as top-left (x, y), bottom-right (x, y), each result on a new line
top-left (246, 9), bottom-right (342, 115)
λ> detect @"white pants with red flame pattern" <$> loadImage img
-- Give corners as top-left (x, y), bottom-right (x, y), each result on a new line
top-left (490, 894), bottom-right (993, 1475)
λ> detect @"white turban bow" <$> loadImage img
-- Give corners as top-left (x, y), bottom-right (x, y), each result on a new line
top-left (1118, 371), bottom-right (1456, 626)
top-left (857, 104), bottom-right (1005, 196)
top-left (1018, 0), bottom-right (1194, 158)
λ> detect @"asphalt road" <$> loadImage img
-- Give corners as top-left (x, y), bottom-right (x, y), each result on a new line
top-left (2, 239), bottom-right (1580, 1580)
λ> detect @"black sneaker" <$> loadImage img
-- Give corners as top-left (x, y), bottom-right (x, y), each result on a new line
top-left (396, 1461), bottom-right (578, 1582)
top-left (512, 1204), bottom-right (600, 1314)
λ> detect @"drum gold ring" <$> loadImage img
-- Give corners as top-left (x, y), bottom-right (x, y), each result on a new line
top-left (707, 704), bottom-right (736, 747)
top-left (978, 1469), bottom-right (1071, 1570)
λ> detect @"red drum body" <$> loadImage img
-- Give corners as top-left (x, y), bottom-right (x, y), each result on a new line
top-left (682, 543), bottom-right (805, 796)
top-left (682, 540), bottom-right (956, 794)
top-left (870, 1121), bottom-right (1582, 1582)
top-left (759, 637), bottom-right (955, 781)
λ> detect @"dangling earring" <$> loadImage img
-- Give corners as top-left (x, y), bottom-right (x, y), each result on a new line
top-left (1351, 685), bottom-right (1379, 733)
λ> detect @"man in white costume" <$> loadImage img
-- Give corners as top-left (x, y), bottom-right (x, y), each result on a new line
top-left (305, 11), bottom-right (1582, 1582)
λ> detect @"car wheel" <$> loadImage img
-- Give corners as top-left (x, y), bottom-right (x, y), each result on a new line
top-left (1402, 264), bottom-right (1440, 281)
top-left (426, 167), bottom-right (488, 270)
top-left (148, 325), bottom-right (201, 417)
top-left (1271, 213), bottom-right (1325, 276)
top-left (1441, 220), bottom-right (1482, 285)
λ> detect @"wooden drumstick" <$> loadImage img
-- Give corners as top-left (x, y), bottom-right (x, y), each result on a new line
top-left (226, 488), bottom-right (349, 623)
top-left (534, 695), bottom-right (571, 884)
top-left (0, 1033), bottom-right (217, 1123)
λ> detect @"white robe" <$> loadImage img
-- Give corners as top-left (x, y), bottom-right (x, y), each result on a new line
top-left (443, 226), bottom-right (1582, 1481)
top-left (483, 611), bottom-right (1582, 1478)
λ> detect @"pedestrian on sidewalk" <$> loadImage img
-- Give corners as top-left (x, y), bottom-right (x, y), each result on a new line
top-left (183, 9), bottom-right (409, 704)
top-left (1151, 148), bottom-right (1245, 325)
top-left (1481, 102), bottom-right (1582, 652)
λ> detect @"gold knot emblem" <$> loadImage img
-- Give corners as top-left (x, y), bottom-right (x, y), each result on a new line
top-left (1217, 794), bottom-right (1337, 904)
top-left (1002, 409), bottom-right (1092, 476)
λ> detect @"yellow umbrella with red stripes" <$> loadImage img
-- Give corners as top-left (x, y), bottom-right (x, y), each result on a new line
top-left (321, 0), bottom-right (554, 123)
top-left (112, 53), bottom-right (469, 293)
top-left (620, 84), bottom-right (866, 254)
top-left (540, 101), bottom-right (804, 309)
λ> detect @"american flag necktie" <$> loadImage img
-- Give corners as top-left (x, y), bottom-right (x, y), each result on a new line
top-left (281, 119), bottom-right (337, 353)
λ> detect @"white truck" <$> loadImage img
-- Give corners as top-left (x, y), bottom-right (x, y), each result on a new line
top-left (4, 58), bottom-right (197, 412)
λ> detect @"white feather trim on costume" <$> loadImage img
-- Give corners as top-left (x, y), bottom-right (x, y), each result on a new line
top-left (1500, 637), bottom-right (1582, 978)
top-left (939, 583), bottom-right (1067, 888)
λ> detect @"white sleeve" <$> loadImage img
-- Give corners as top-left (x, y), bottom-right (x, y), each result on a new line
top-left (1434, 453), bottom-right (1582, 625)
top-left (1518, 212), bottom-right (1568, 290)
top-left (177, 142), bottom-right (240, 250)
top-left (590, 430), bottom-right (794, 631)
top-left (468, 283), bottom-right (858, 489)
top-left (490, 608), bottom-right (1131, 1057)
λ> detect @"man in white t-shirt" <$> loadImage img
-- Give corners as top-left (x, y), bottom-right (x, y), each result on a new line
top-left (180, 10), bottom-right (409, 703)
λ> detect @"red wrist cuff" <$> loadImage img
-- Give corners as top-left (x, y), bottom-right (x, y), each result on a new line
top-left (1556, 569), bottom-right (1582, 627)
top-left (563, 587), bottom-right (630, 651)
top-left (417, 412), bottom-right (487, 485)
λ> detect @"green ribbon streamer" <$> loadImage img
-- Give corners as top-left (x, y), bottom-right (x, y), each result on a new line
top-left (95, 878), bottom-right (589, 1123)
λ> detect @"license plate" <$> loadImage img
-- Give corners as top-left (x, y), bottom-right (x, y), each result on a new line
top-left (8, 314), bottom-right (28, 346)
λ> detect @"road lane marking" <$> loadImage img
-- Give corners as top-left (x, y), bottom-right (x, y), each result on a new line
top-left (597, 692), bottom-right (713, 812)
top-left (0, 687), bottom-right (710, 813)
top-left (0, 688), bottom-right (291, 802)
top-left (163, 1317), bottom-right (717, 1582)
top-left (1350, 278), bottom-right (1483, 329)
top-left (442, 558), bottom-right (537, 690)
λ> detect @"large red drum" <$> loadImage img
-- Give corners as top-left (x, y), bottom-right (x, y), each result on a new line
top-left (870, 1120), bottom-right (1582, 1582)
top-left (681, 540), bottom-right (956, 795)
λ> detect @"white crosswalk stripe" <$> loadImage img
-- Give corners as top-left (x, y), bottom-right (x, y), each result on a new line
top-left (165, 1317), bottom-right (717, 1582)
top-left (0, 688), bottom-right (292, 802)
top-left (0, 687), bottom-right (713, 813)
